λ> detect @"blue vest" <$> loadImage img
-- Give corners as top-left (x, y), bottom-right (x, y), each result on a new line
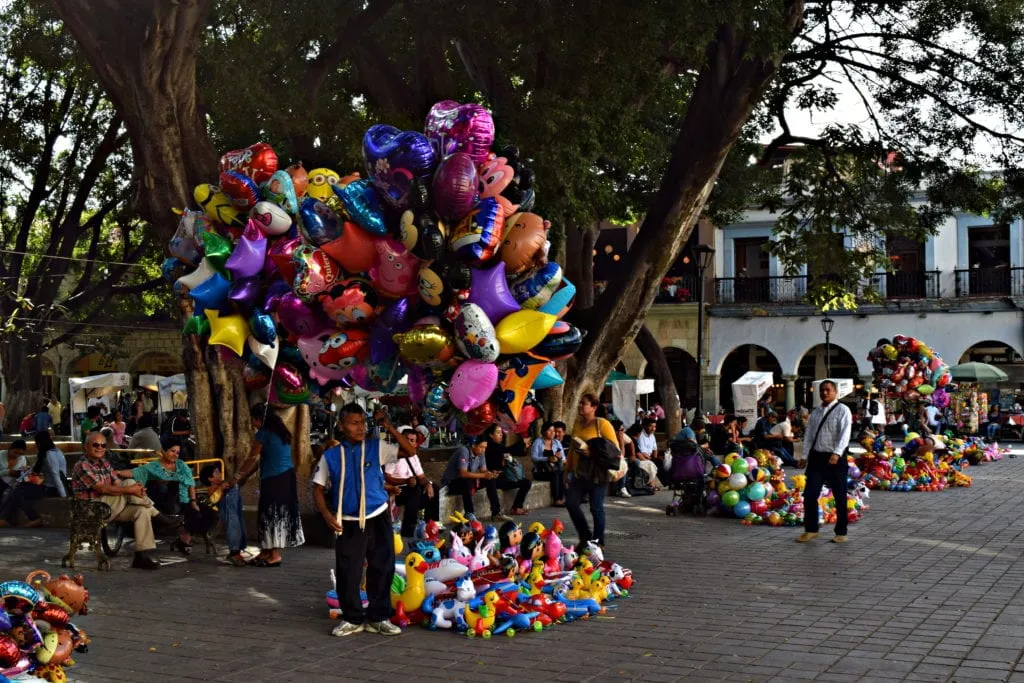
top-left (323, 438), bottom-right (388, 519)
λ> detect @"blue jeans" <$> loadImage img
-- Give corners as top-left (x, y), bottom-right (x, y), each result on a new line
top-left (565, 475), bottom-right (607, 546)
top-left (220, 487), bottom-right (247, 553)
top-left (987, 422), bottom-right (1000, 439)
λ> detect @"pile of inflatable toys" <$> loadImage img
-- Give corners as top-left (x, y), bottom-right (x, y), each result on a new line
top-left (857, 434), bottom-right (974, 491)
top-left (325, 514), bottom-right (633, 638)
top-left (948, 436), bottom-right (1007, 465)
top-left (705, 449), bottom-right (869, 527)
top-left (867, 334), bottom-right (954, 404)
top-left (0, 571), bottom-right (92, 683)
top-left (164, 100), bottom-right (580, 437)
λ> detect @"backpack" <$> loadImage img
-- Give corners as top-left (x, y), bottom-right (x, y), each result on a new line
top-left (868, 399), bottom-right (880, 416)
top-left (627, 462), bottom-right (655, 496)
top-left (19, 414), bottom-right (33, 434)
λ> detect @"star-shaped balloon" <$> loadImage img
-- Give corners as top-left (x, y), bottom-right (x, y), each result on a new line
top-left (189, 272), bottom-right (231, 311)
top-left (466, 261), bottom-right (520, 324)
top-left (205, 309), bottom-right (249, 356)
top-left (202, 231), bottom-right (233, 275)
top-left (225, 221), bottom-right (268, 279)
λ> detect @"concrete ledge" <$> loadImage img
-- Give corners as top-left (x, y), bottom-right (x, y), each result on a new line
top-left (438, 481), bottom-right (551, 521)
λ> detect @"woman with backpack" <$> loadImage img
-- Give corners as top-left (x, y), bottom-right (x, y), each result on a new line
top-left (565, 393), bottom-right (621, 548)
top-left (0, 431), bottom-right (66, 528)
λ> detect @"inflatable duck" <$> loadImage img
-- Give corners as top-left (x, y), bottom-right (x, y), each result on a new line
top-left (391, 553), bottom-right (429, 626)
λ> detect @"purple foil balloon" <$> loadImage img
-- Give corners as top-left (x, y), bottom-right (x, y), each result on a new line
top-left (263, 279), bottom-right (292, 312)
top-left (406, 364), bottom-right (428, 404)
top-left (369, 296), bottom-right (414, 363)
top-left (424, 100), bottom-right (495, 165)
top-left (432, 152), bottom-right (479, 222)
top-left (276, 291), bottom-right (331, 338)
top-left (467, 261), bottom-right (520, 324)
top-left (228, 277), bottom-right (262, 311)
top-left (225, 226), bottom-right (267, 280)
top-left (362, 124), bottom-right (437, 209)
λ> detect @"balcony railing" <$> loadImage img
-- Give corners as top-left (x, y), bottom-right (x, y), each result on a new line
top-left (868, 270), bottom-right (941, 299)
top-left (954, 267), bottom-right (1024, 297)
top-left (655, 275), bottom-right (698, 303)
top-left (714, 276), bottom-right (808, 304)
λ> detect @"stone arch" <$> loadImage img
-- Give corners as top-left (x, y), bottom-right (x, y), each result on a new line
top-left (955, 338), bottom-right (1024, 365)
top-left (794, 343), bottom-right (863, 407)
top-left (661, 347), bottom-right (699, 408)
top-left (128, 350), bottom-right (183, 376)
top-left (718, 344), bottom-right (783, 413)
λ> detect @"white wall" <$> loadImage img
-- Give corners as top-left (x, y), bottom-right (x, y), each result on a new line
top-left (710, 309), bottom-right (1024, 378)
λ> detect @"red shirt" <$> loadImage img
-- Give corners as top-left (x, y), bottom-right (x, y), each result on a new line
top-left (72, 457), bottom-right (120, 500)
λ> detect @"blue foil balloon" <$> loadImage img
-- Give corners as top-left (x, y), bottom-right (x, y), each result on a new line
top-left (189, 272), bottom-right (231, 311)
top-left (298, 197), bottom-right (343, 246)
top-left (333, 179), bottom-right (387, 236)
top-left (261, 170), bottom-right (299, 214)
top-left (539, 277), bottom-right (576, 317)
top-left (362, 124), bottom-right (437, 209)
top-left (532, 364), bottom-right (564, 390)
top-left (0, 580), bottom-right (40, 605)
top-left (369, 297), bottom-right (414, 363)
top-left (161, 257), bottom-right (184, 282)
top-left (248, 311), bottom-right (277, 344)
top-left (263, 279), bottom-right (292, 313)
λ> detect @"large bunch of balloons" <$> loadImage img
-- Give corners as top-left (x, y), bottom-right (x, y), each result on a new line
top-left (867, 335), bottom-right (953, 405)
top-left (325, 517), bottom-right (633, 637)
top-left (0, 571), bottom-right (92, 682)
top-left (857, 433), bottom-right (975, 491)
top-left (163, 100), bottom-right (578, 429)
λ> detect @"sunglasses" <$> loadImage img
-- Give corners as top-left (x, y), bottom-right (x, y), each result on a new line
top-left (89, 443), bottom-right (108, 449)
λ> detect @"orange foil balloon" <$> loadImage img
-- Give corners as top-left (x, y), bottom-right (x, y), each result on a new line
top-left (287, 162), bottom-right (309, 198)
top-left (321, 222), bottom-right (379, 274)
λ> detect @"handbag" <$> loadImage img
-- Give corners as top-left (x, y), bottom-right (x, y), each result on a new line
top-left (575, 419), bottom-right (621, 484)
top-left (502, 457), bottom-right (526, 483)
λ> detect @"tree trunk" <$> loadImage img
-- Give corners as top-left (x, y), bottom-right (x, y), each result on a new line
top-left (0, 332), bottom-right (45, 437)
top-left (634, 325), bottom-right (682, 436)
top-left (559, 9), bottom-right (805, 425)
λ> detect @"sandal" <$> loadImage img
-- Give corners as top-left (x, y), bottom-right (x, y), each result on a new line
top-left (511, 507), bottom-right (529, 516)
top-left (247, 557), bottom-right (282, 568)
top-left (226, 554), bottom-right (247, 567)
top-left (170, 538), bottom-right (193, 556)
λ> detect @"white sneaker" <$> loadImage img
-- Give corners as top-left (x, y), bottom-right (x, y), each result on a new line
top-left (619, 489), bottom-right (632, 497)
top-left (365, 619), bottom-right (402, 636)
top-left (331, 621), bottom-right (364, 637)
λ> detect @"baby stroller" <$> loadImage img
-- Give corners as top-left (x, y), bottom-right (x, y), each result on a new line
top-left (665, 438), bottom-right (712, 516)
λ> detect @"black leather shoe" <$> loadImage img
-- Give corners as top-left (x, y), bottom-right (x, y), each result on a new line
top-left (131, 553), bottom-right (160, 570)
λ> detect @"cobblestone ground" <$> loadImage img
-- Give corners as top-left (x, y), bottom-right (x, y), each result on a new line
top-left (5, 448), bottom-right (1024, 682)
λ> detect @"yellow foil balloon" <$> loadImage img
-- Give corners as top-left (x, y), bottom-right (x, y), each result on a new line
top-left (495, 310), bottom-right (557, 355)
top-left (306, 167), bottom-right (342, 205)
top-left (393, 326), bottom-right (455, 365)
top-left (194, 183), bottom-right (244, 228)
top-left (206, 309), bottom-right (249, 356)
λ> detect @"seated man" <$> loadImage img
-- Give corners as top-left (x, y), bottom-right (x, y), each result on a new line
top-left (635, 418), bottom-right (664, 487)
top-left (384, 428), bottom-right (436, 537)
top-left (71, 432), bottom-right (161, 570)
top-left (765, 413), bottom-right (798, 466)
top-left (440, 437), bottom-right (509, 522)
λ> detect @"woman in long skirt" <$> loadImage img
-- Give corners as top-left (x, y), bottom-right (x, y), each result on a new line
top-left (232, 404), bottom-right (304, 566)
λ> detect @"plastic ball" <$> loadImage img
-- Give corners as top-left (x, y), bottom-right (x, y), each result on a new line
top-left (722, 490), bottom-right (740, 508)
top-left (730, 458), bottom-right (749, 475)
top-left (746, 482), bottom-right (767, 502)
top-left (728, 473), bottom-right (747, 491)
top-left (733, 500), bottom-right (751, 518)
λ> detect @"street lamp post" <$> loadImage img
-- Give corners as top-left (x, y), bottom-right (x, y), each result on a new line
top-left (694, 244), bottom-right (715, 418)
top-left (821, 315), bottom-right (835, 378)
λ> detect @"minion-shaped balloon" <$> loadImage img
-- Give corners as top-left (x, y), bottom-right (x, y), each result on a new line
top-left (193, 184), bottom-right (245, 228)
top-left (306, 167), bottom-right (342, 203)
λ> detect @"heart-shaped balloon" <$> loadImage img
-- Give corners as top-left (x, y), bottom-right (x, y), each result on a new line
top-left (219, 170), bottom-right (261, 210)
top-left (276, 291), bottom-right (331, 338)
top-left (333, 179), bottom-right (386, 236)
top-left (174, 258), bottom-right (216, 293)
top-left (424, 100), bottom-right (495, 165)
top-left (452, 197), bottom-right (504, 264)
top-left (269, 236), bottom-right (302, 284)
top-left (369, 297), bottom-right (414, 363)
top-left (363, 124), bottom-right (437, 209)
top-left (205, 309), bottom-right (249, 356)
top-left (247, 334), bottom-right (279, 369)
top-left (261, 169), bottom-right (299, 214)
top-left (189, 272), bottom-right (231, 311)
top-left (262, 279), bottom-right (292, 313)
top-left (432, 152), bottom-right (479, 222)
top-left (228, 276), bottom-right (263, 311)
top-left (225, 223), bottom-right (267, 279)
top-left (0, 633), bottom-right (19, 667)
top-left (463, 400), bottom-right (498, 435)
top-left (194, 184), bottom-right (245, 229)
top-left (321, 222), bottom-right (379, 274)
top-left (273, 362), bottom-right (311, 404)
top-left (287, 161), bottom-right (309, 198)
top-left (467, 261), bottom-right (520, 324)
top-left (293, 245), bottom-right (340, 301)
top-left (298, 197), bottom-right (343, 246)
top-left (250, 201), bottom-right (293, 236)
top-left (219, 142), bottom-right (278, 184)
top-left (202, 231), bottom-right (234, 274)
top-left (248, 311), bottom-right (276, 344)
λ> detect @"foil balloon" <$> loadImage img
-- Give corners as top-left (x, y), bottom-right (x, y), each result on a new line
top-left (248, 311), bottom-right (276, 344)
top-left (539, 277), bottom-right (576, 317)
top-left (370, 238), bottom-right (421, 299)
top-left (188, 272), bottom-right (231, 311)
top-left (510, 262), bottom-right (562, 309)
top-left (351, 357), bottom-right (403, 393)
top-left (269, 236), bottom-right (302, 284)
top-left (298, 329), bottom-right (370, 384)
top-left (463, 401), bottom-right (497, 435)
top-left (261, 169), bottom-right (299, 214)
top-left (219, 170), bottom-right (261, 210)
top-left (370, 297), bottom-right (414, 363)
top-left (182, 314), bottom-right (210, 336)
top-left (394, 325), bottom-right (455, 365)
top-left (169, 210), bottom-right (202, 265)
top-left (478, 153), bottom-right (521, 217)
top-left (247, 335), bottom-right (279, 368)
top-left (424, 100), bottom-right (495, 165)
top-left (162, 257), bottom-right (187, 283)
top-left (453, 303), bottom-right (499, 362)
top-left (306, 167), bottom-right (342, 205)
top-left (333, 178), bottom-right (386, 236)
top-left (405, 364), bottom-right (428, 404)
top-left (287, 161), bottom-right (309, 198)
top-left (194, 183), bottom-right (245, 228)
top-left (219, 142), bottom-right (278, 184)
top-left (250, 201), bottom-right (293, 236)
top-left (243, 361), bottom-right (272, 390)
top-left (448, 359), bottom-right (499, 412)
top-left (466, 261), bottom-right (520, 324)
top-left (320, 278), bottom-right (378, 325)
top-left (399, 180), bottom-right (446, 261)
top-left (495, 310), bottom-right (557, 354)
top-left (432, 152), bottom-right (479, 222)
top-left (451, 197), bottom-right (504, 264)
top-left (225, 222), bottom-right (267, 279)
top-left (321, 222), bottom-right (378, 274)
top-left (206, 309), bottom-right (249, 356)
top-left (492, 145), bottom-right (536, 212)
top-left (499, 212), bottom-right (550, 275)
top-left (273, 362), bottom-right (311, 404)
top-left (277, 292), bottom-right (331, 338)
top-left (425, 382), bottom-right (448, 411)
top-left (202, 231), bottom-right (234, 274)
top-left (0, 633), bottom-right (18, 667)
top-left (262, 279), bottom-right (292, 313)
top-left (362, 124), bottom-right (437, 209)
top-left (292, 245), bottom-right (340, 301)
top-left (515, 401), bottom-right (542, 435)
top-left (499, 357), bottom-right (546, 421)
top-left (532, 321), bottom-right (585, 360)
top-left (418, 259), bottom-right (470, 309)
top-left (532, 364), bottom-right (564, 390)
top-left (228, 277), bottom-right (263, 311)
top-left (298, 197), bottom-right (343, 246)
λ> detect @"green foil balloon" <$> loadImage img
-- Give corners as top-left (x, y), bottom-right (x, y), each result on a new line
top-left (182, 314), bottom-right (211, 336)
top-left (203, 231), bottom-right (233, 275)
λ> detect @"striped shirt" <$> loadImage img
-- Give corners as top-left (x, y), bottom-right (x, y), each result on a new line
top-left (804, 400), bottom-right (852, 455)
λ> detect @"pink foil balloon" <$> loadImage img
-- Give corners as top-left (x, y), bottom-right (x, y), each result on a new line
top-left (448, 359), bottom-right (499, 412)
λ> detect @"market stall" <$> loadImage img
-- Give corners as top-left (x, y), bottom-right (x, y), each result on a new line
top-left (68, 372), bottom-right (131, 439)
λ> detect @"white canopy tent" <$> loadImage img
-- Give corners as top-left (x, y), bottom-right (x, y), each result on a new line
top-left (811, 378), bottom-right (855, 401)
top-left (611, 378), bottom-right (655, 427)
top-left (138, 374), bottom-right (164, 392)
top-left (157, 374), bottom-right (188, 420)
top-left (69, 372), bottom-right (131, 439)
top-left (731, 371), bottom-right (775, 433)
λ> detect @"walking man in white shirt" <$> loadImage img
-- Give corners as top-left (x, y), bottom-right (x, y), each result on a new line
top-left (796, 380), bottom-right (853, 544)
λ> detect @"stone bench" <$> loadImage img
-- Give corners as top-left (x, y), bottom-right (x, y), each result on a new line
top-left (438, 481), bottom-right (552, 521)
